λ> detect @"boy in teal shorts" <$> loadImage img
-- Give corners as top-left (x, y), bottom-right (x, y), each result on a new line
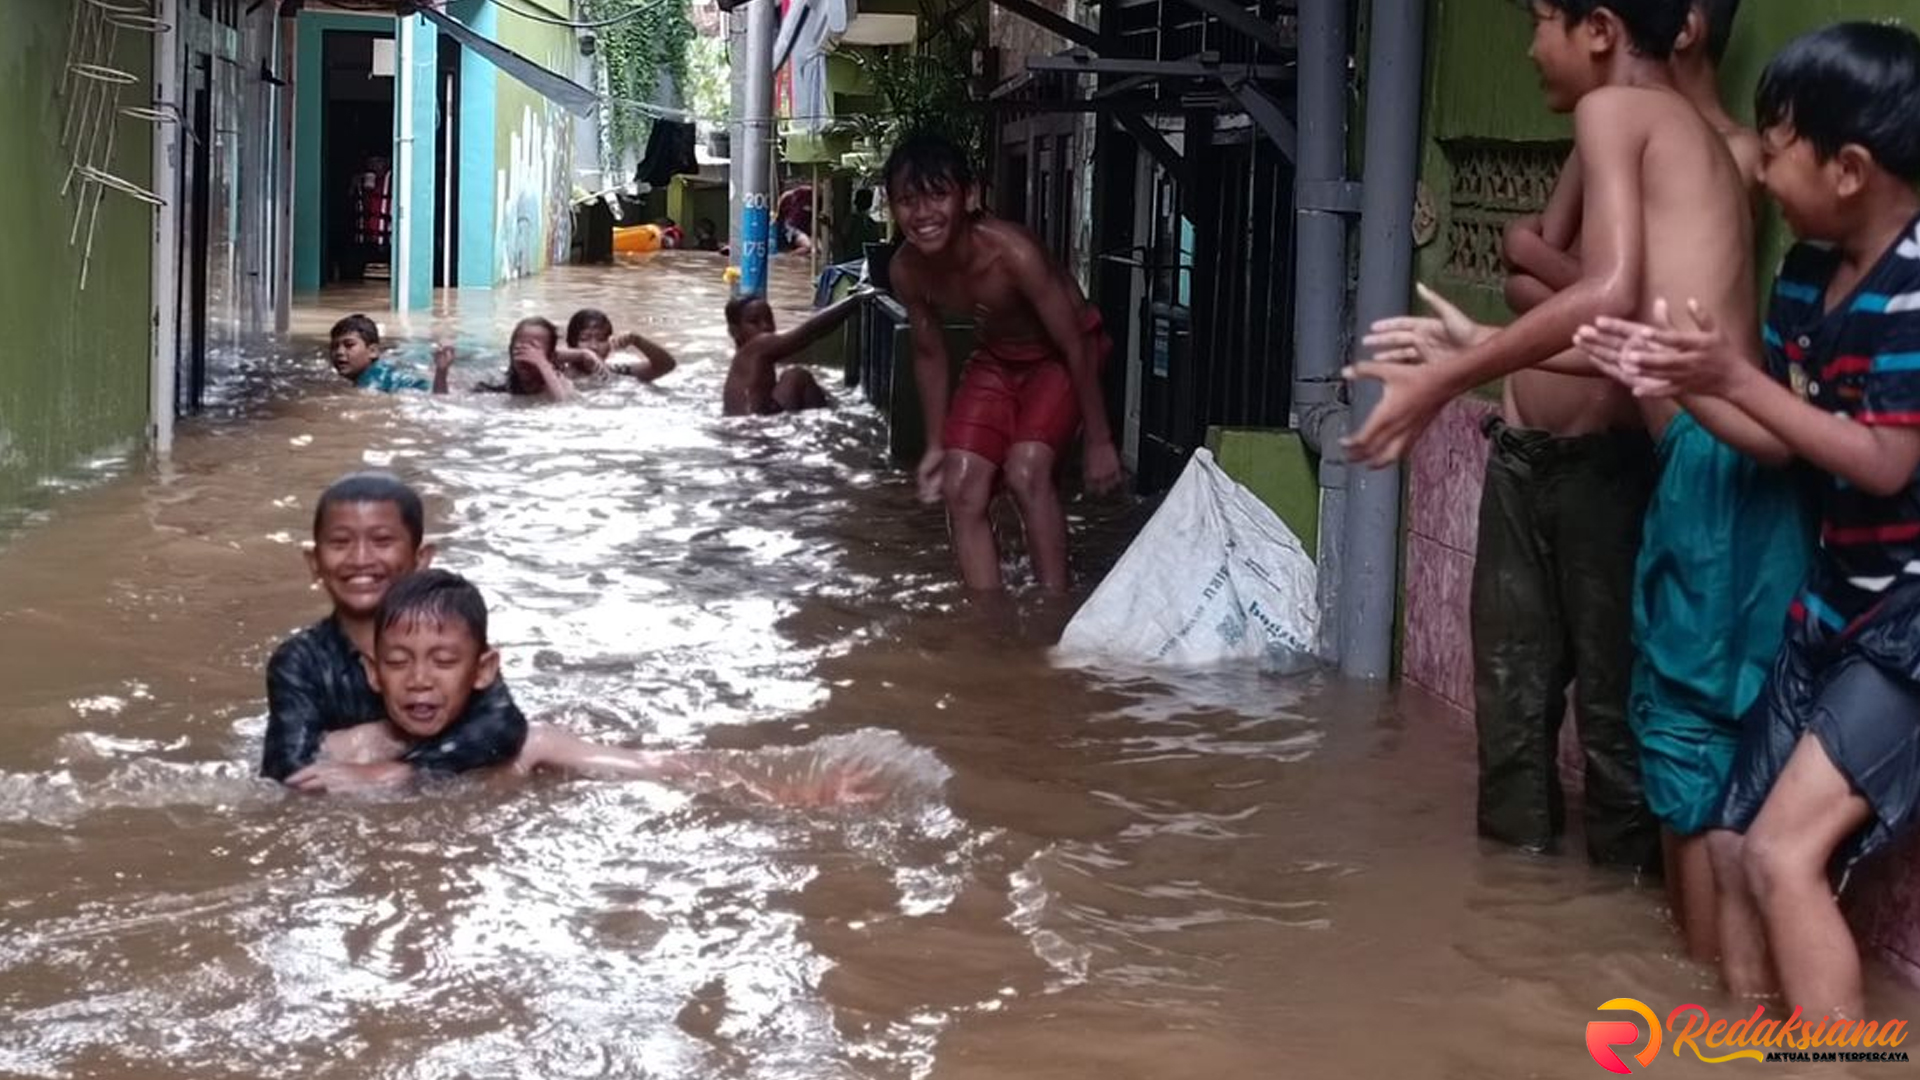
top-left (1580, 22), bottom-right (1920, 1013)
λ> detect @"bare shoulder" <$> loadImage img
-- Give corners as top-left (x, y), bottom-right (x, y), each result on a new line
top-left (1724, 127), bottom-right (1764, 187)
top-left (977, 215), bottom-right (1048, 262)
top-left (1571, 85), bottom-right (1669, 132)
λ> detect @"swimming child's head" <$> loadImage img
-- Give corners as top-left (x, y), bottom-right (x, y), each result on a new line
top-left (1525, 0), bottom-right (1690, 112)
top-left (308, 472), bottom-right (434, 620)
top-left (329, 314), bottom-right (382, 380)
top-left (364, 569), bottom-right (499, 740)
top-left (883, 131), bottom-right (978, 257)
top-left (507, 316), bottom-right (561, 394)
top-left (566, 308), bottom-right (616, 358)
top-left (724, 296), bottom-right (776, 346)
top-left (1754, 22), bottom-right (1920, 240)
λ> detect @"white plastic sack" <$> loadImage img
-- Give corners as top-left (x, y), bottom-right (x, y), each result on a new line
top-left (1057, 449), bottom-right (1319, 673)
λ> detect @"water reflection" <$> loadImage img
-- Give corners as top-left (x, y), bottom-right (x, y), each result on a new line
top-left (0, 256), bottom-right (1912, 1079)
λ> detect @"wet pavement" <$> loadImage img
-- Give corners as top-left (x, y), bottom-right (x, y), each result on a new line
top-left (0, 254), bottom-right (1913, 1079)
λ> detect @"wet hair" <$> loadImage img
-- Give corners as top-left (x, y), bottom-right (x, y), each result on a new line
top-left (329, 314), bottom-right (380, 346)
top-left (505, 316), bottom-right (560, 394)
top-left (1695, 0), bottom-right (1740, 63)
top-left (510, 316), bottom-right (558, 353)
top-left (565, 308), bottom-right (614, 347)
top-left (724, 295), bottom-right (770, 329)
top-left (375, 568), bottom-right (489, 649)
top-left (1755, 22), bottom-right (1920, 182)
top-left (882, 130), bottom-right (977, 198)
top-left (312, 471), bottom-right (425, 547)
top-left (1533, 0), bottom-right (1690, 60)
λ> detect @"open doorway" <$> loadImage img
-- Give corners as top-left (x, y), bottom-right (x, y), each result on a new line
top-left (320, 30), bottom-right (395, 285)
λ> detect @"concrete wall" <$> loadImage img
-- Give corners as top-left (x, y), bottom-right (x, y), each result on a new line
top-left (452, 0), bottom-right (499, 289)
top-left (397, 14), bottom-right (438, 310)
top-left (491, 5), bottom-right (577, 283)
top-left (1398, 0), bottom-right (1920, 980)
top-left (0, 0), bottom-right (155, 510)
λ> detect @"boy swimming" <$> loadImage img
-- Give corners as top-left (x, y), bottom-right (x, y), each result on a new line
top-left (562, 308), bottom-right (679, 383)
top-left (261, 472), bottom-right (529, 792)
top-left (317, 569), bottom-right (883, 806)
top-left (328, 314), bottom-right (451, 395)
top-left (721, 291), bottom-right (870, 416)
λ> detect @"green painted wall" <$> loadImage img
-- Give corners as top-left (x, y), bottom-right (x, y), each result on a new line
top-left (0, 0), bottom-right (154, 510)
top-left (1414, 0), bottom-right (1920, 332)
top-left (490, 7), bottom-right (576, 283)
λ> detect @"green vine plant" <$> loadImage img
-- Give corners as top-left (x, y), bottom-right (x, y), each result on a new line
top-left (585, 0), bottom-right (698, 166)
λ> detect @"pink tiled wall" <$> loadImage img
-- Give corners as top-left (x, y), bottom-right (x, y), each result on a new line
top-left (1403, 397), bottom-right (1498, 716)
top-left (1400, 396), bottom-right (1920, 987)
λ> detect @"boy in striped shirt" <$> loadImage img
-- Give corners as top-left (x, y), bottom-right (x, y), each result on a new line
top-left (1579, 22), bottom-right (1920, 1018)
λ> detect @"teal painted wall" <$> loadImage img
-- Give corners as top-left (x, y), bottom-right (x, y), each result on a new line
top-left (397, 16), bottom-right (437, 311)
top-left (1414, 0), bottom-right (1920, 330)
top-left (0, 0), bottom-right (154, 509)
top-left (452, 1), bottom-right (498, 288)
top-left (293, 10), bottom-right (392, 293)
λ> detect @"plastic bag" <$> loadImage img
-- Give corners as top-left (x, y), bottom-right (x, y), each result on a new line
top-left (1056, 449), bottom-right (1319, 673)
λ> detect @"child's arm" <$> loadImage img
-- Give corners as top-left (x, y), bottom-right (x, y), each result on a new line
top-left (1607, 303), bottom-right (1920, 491)
top-left (1576, 308), bottom-right (1793, 465)
top-left (515, 725), bottom-right (885, 805)
top-left (1004, 235), bottom-right (1121, 491)
top-left (514, 345), bottom-right (575, 400)
top-left (260, 643), bottom-right (332, 781)
top-left (760, 289), bottom-right (872, 365)
top-left (1346, 92), bottom-right (1647, 466)
top-left (554, 345), bottom-right (608, 376)
top-left (609, 331), bottom-right (678, 380)
top-left (892, 256), bottom-right (957, 504)
top-left (432, 344), bottom-right (454, 395)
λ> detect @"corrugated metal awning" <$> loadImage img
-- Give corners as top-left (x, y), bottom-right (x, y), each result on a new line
top-left (416, 5), bottom-right (598, 117)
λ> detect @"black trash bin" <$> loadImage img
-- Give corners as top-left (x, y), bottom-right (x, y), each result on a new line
top-left (575, 197), bottom-right (615, 264)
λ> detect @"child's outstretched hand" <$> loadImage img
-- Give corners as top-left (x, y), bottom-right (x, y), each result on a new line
top-left (1576, 298), bottom-right (1738, 399)
top-left (751, 760), bottom-right (889, 807)
top-left (433, 343), bottom-right (457, 374)
top-left (1361, 282), bottom-right (1495, 366)
top-left (916, 447), bottom-right (947, 505)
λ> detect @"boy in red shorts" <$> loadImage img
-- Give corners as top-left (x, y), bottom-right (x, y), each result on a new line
top-left (885, 132), bottom-right (1121, 593)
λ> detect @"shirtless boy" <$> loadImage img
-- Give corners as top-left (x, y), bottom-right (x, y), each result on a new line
top-left (721, 290), bottom-right (869, 416)
top-left (1348, 0), bottom-right (1764, 877)
top-left (884, 132), bottom-right (1121, 593)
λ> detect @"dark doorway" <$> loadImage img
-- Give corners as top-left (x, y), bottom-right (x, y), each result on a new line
top-left (175, 51), bottom-right (215, 414)
top-left (434, 38), bottom-right (461, 289)
top-left (321, 30), bottom-right (396, 285)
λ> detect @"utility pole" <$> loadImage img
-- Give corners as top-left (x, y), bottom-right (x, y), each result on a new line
top-left (737, 0), bottom-right (776, 296)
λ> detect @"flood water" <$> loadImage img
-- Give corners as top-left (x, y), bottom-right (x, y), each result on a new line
top-left (0, 255), bottom-right (1914, 1079)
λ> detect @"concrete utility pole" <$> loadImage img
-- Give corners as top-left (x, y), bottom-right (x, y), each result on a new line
top-left (737, 0), bottom-right (776, 296)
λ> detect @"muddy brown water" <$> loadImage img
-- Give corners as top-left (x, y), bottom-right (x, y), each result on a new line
top-left (0, 256), bottom-right (1912, 1079)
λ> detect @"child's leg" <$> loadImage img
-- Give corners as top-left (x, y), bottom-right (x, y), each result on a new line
top-left (1002, 441), bottom-right (1068, 593)
top-left (940, 449), bottom-right (1005, 591)
top-left (1671, 829), bottom-right (1720, 963)
top-left (1743, 733), bottom-right (1873, 1016)
top-left (772, 368), bottom-right (828, 412)
top-left (1471, 427), bottom-right (1573, 852)
top-left (1708, 828), bottom-right (1777, 998)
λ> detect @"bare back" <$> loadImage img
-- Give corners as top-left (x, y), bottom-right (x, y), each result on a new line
top-left (1507, 86), bottom-right (1756, 438)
